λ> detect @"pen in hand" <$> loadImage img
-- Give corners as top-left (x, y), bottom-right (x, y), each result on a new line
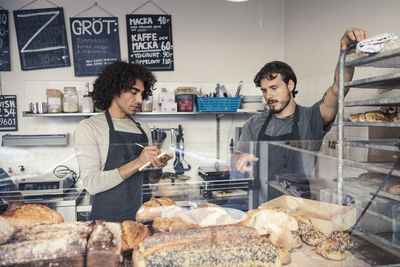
top-left (135, 143), bottom-right (170, 171)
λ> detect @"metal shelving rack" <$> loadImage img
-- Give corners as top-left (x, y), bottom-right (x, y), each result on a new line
top-left (337, 43), bottom-right (400, 251)
top-left (337, 44), bottom-right (400, 204)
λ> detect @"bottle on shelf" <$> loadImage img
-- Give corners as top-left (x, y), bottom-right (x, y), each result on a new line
top-left (82, 82), bottom-right (94, 113)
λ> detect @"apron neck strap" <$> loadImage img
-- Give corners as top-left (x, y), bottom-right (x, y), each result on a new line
top-left (105, 109), bottom-right (115, 131)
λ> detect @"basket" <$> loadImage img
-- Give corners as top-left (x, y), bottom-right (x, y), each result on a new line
top-left (196, 96), bottom-right (242, 112)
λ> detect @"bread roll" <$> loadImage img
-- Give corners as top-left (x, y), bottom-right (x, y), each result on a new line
top-left (348, 113), bottom-right (361, 122)
top-left (0, 217), bottom-right (14, 245)
top-left (86, 221), bottom-right (122, 267)
top-left (277, 248), bottom-right (291, 265)
top-left (135, 197), bottom-right (177, 223)
top-left (1, 204), bottom-right (64, 228)
top-left (384, 181), bottom-right (400, 195)
top-left (295, 215), bottom-right (313, 235)
top-left (316, 239), bottom-right (345, 261)
top-left (301, 228), bottom-right (326, 246)
top-left (133, 226), bottom-right (281, 267)
top-left (121, 220), bottom-right (150, 251)
top-left (359, 172), bottom-right (385, 183)
top-left (329, 231), bottom-right (353, 250)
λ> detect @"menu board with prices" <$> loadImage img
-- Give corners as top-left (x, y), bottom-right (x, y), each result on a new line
top-left (0, 10), bottom-right (10, 71)
top-left (0, 95), bottom-right (17, 132)
top-left (13, 7), bottom-right (70, 70)
top-left (126, 14), bottom-right (174, 71)
top-left (70, 17), bottom-right (121, 76)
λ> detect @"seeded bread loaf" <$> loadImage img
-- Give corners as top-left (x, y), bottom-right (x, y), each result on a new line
top-left (133, 225), bottom-right (281, 267)
top-left (316, 239), bottom-right (345, 261)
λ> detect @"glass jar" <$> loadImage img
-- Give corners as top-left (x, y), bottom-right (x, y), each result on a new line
top-left (63, 87), bottom-right (79, 113)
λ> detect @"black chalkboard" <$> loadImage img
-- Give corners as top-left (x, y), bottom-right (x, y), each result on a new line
top-left (0, 10), bottom-right (10, 71)
top-left (0, 95), bottom-right (17, 132)
top-left (70, 17), bottom-right (121, 76)
top-left (13, 7), bottom-right (70, 71)
top-left (126, 14), bottom-right (174, 71)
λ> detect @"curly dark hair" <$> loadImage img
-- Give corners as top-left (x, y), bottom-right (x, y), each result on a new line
top-left (92, 61), bottom-right (157, 110)
top-left (254, 61), bottom-right (298, 98)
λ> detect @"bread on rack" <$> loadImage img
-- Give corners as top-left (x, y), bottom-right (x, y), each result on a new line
top-left (0, 217), bottom-right (14, 245)
top-left (383, 180), bottom-right (400, 195)
top-left (86, 221), bottom-right (123, 267)
top-left (121, 220), bottom-right (150, 251)
top-left (135, 197), bottom-right (177, 223)
top-left (132, 225), bottom-right (281, 267)
top-left (348, 110), bottom-right (391, 122)
top-left (316, 239), bottom-right (345, 261)
top-left (0, 204), bottom-right (64, 228)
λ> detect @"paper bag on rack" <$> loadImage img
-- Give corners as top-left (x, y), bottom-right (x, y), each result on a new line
top-left (261, 195), bottom-right (356, 235)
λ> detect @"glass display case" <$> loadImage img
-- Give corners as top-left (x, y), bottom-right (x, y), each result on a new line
top-left (1, 139), bottom-right (400, 266)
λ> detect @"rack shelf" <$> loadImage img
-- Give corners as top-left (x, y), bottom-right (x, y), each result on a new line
top-left (344, 140), bottom-right (400, 152)
top-left (345, 97), bottom-right (400, 107)
top-left (345, 47), bottom-right (400, 68)
top-left (344, 72), bottom-right (400, 89)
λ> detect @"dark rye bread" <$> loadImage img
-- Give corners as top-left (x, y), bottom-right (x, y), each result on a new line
top-left (133, 235), bottom-right (280, 267)
top-left (86, 221), bottom-right (122, 267)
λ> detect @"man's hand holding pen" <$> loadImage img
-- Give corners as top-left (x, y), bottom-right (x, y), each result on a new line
top-left (136, 143), bottom-right (173, 171)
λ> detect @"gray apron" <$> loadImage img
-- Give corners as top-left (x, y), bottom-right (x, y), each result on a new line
top-left (255, 105), bottom-right (309, 202)
top-left (90, 110), bottom-right (148, 222)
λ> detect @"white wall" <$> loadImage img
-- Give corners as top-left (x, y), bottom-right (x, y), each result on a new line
top-left (0, 0), bottom-right (284, 177)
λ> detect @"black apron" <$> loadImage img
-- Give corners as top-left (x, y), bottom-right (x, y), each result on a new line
top-left (90, 110), bottom-right (148, 222)
top-left (255, 105), bottom-right (308, 202)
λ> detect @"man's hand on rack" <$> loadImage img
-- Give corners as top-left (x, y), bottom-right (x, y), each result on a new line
top-left (340, 27), bottom-right (368, 51)
top-left (232, 151), bottom-right (259, 173)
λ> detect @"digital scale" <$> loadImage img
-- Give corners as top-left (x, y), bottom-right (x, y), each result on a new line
top-left (11, 173), bottom-right (73, 196)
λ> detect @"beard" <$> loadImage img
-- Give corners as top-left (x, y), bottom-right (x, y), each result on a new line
top-left (269, 91), bottom-right (292, 114)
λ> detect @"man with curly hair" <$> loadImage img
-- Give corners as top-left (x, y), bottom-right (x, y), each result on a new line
top-left (74, 61), bottom-right (172, 222)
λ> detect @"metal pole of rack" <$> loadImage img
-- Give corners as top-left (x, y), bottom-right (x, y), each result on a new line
top-left (337, 43), bottom-right (356, 205)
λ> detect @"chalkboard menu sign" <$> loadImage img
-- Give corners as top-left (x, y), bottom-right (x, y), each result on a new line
top-left (70, 17), bottom-right (121, 76)
top-left (0, 95), bottom-right (17, 132)
top-left (0, 10), bottom-right (10, 71)
top-left (126, 14), bottom-right (174, 71)
top-left (13, 8), bottom-right (70, 71)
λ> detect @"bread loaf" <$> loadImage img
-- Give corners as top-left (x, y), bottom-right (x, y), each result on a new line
top-left (139, 225), bottom-right (259, 256)
top-left (86, 221), bottom-right (122, 267)
top-left (190, 205), bottom-right (236, 227)
top-left (0, 217), bottom-right (13, 245)
top-left (135, 197), bottom-right (177, 223)
top-left (121, 220), bottom-right (150, 251)
top-left (0, 223), bottom-right (89, 266)
top-left (133, 226), bottom-right (281, 267)
top-left (316, 239), bottom-right (345, 261)
top-left (1, 204), bottom-right (64, 228)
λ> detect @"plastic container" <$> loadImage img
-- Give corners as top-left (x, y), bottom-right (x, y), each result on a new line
top-left (196, 96), bottom-right (242, 112)
top-left (175, 87), bottom-right (197, 112)
top-left (63, 87), bottom-right (79, 113)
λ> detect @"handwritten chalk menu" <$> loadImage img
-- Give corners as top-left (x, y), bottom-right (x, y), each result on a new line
top-left (126, 14), bottom-right (174, 71)
top-left (0, 95), bottom-right (17, 132)
top-left (13, 8), bottom-right (70, 71)
top-left (70, 17), bottom-right (121, 76)
top-left (0, 10), bottom-right (10, 71)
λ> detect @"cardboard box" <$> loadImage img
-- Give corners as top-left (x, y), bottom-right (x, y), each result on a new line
top-left (261, 195), bottom-right (356, 234)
